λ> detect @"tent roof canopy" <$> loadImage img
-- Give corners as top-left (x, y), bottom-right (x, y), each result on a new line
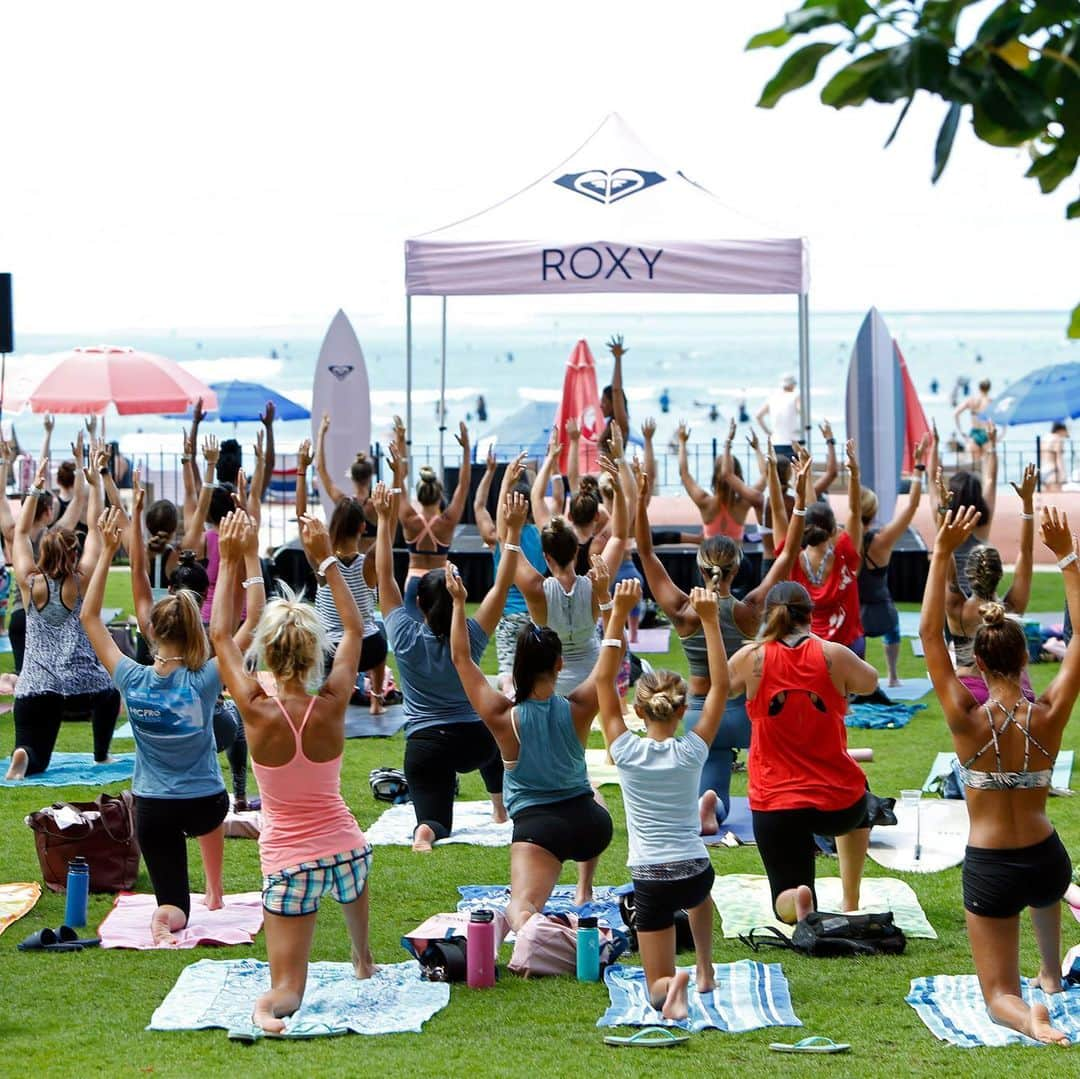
top-left (405, 113), bottom-right (808, 297)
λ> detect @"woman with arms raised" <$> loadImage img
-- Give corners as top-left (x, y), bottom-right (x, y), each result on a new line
top-left (921, 505), bottom-right (1079, 1046)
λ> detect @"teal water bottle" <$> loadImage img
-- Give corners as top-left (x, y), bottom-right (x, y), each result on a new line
top-left (64, 857), bottom-right (90, 928)
top-left (576, 916), bottom-right (600, 982)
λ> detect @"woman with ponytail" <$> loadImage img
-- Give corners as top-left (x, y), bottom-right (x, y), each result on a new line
top-left (942, 464), bottom-right (1037, 706)
top-left (634, 448), bottom-right (811, 829)
top-left (921, 505), bottom-right (1080, 1046)
top-left (728, 581), bottom-right (878, 924)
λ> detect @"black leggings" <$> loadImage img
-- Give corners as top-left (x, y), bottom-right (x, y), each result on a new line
top-left (212, 699), bottom-right (248, 802)
top-left (403, 723), bottom-right (504, 840)
top-left (9, 606), bottom-right (25, 674)
top-left (135, 790), bottom-right (229, 918)
top-left (963, 831), bottom-right (1072, 918)
top-left (752, 793), bottom-right (869, 912)
top-left (13, 689), bottom-right (121, 775)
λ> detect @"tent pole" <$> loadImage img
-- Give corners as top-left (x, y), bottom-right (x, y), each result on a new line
top-left (439, 296), bottom-right (447, 484)
top-left (798, 293), bottom-right (811, 453)
top-left (405, 294), bottom-right (413, 473)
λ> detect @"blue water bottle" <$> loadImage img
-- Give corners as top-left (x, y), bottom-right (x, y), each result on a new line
top-left (576, 915), bottom-right (600, 982)
top-left (64, 857), bottom-right (90, 928)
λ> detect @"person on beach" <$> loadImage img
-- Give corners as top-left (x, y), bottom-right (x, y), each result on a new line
top-left (211, 512), bottom-right (375, 1035)
top-left (755, 375), bottom-right (801, 458)
top-left (5, 457), bottom-right (119, 780)
top-left (634, 452), bottom-right (810, 829)
top-left (728, 580), bottom-right (879, 922)
top-left (858, 434), bottom-right (929, 686)
top-left (921, 505), bottom-right (1080, 1046)
top-left (373, 482), bottom-right (511, 851)
top-left (596, 579), bottom-right (725, 1019)
top-left (955, 378), bottom-right (993, 463)
top-left (448, 561), bottom-right (613, 931)
top-left (1043, 422), bottom-right (1069, 492)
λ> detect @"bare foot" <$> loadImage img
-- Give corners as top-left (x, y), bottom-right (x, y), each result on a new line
top-left (4, 747), bottom-right (28, 781)
top-left (887, 678), bottom-right (902, 688)
top-left (93, 755), bottom-right (117, 766)
top-left (151, 907), bottom-right (183, 947)
top-left (661, 970), bottom-right (690, 1021)
top-left (203, 891), bottom-right (224, 911)
top-left (490, 805), bottom-right (508, 825)
top-left (352, 949), bottom-right (378, 979)
top-left (795, 885), bottom-right (814, 922)
top-left (369, 695), bottom-right (385, 717)
top-left (575, 883), bottom-right (594, 907)
top-left (698, 791), bottom-right (720, 837)
top-left (412, 824), bottom-right (436, 852)
top-left (1029, 1002), bottom-right (1070, 1045)
top-left (1037, 969), bottom-right (1065, 995)
top-left (695, 968), bottom-right (715, 995)
top-left (253, 987), bottom-right (300, 1035)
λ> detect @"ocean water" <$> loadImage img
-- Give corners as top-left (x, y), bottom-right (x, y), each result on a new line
top-left (6, 310), bottom-right (1075, 469)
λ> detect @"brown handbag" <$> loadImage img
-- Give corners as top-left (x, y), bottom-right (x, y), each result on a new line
top-left (26, 790), bottom-right (140, 893)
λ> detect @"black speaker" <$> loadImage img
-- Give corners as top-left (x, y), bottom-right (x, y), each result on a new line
top-left (0, 274), bottom-right (12, 354)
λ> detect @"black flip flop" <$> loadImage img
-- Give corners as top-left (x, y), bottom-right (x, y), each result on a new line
top-left (18, 927), bottom-right (58, 952)
top-left (45, 925), bottom-right (100, 951)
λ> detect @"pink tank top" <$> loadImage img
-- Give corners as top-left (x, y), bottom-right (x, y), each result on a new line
top-left (200, 530), bottom-right (219, 622)
top-left (702, 503), bottom-right (744, 542)
top-left (251, 696), bottom-right (366, 875)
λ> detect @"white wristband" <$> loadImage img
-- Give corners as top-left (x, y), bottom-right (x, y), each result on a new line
top-left (598, 601), bottom-right (613, 611)
top-left (910, 475), bottom-right (923, 486)
top-left (503, 543), bottom-right (522, 553)
top-left (1019, 512), bottom-right (1033, 521)
top-left (1058, 552), bottom-right (1077, 570)
top-left (317, 555), bottom-right (337, 576)
top-left (390, 487), bottom-right (402, 495)
top-left (792, 507), bottom-right (806, 517)
top-left (241, 576), bottom-right (264, 590)
top-left (601, 638), bottom-right (622, 648)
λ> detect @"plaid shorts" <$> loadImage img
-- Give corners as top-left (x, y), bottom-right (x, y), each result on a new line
top-left (262, 846), bottom-right (372, 917)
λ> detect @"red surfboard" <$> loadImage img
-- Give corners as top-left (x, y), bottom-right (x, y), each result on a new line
top-left (552, 339), bottom-right (602, 475)
top-left (895, 340), bottom-right (930, 474)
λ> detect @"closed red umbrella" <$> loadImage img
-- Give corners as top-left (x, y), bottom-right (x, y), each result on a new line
top-left (24, 345), bottom-right (217, 415)
top-left (552, 339), bottom-right (603, 475)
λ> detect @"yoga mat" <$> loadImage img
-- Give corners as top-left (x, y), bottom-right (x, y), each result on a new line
top-left (344, 705), bottom-right (407, 739)
top-left (585, 748), bottom-right (620, 786)
top-left (628, 627), bottom-right (670, 655)
top-left (114, 723), bottom-right (133, 739)
top-left (0, 752), bottom-right (134, 787)
top-left (0, 636), bottom-right (11, 654)
top-left (711, 874), bottom-right (937, 940)
top-left (365, 801), bottom-right (513, 848)
top-left (868, 799), bottom-right (969, 874)
top-left (702, 796), bottom-right (755, 845)
top-left (907, 975), bottom-right (1080, 1048)
top-left (846, 702), bottom-right (925, 729)
top-left (149, 958), bottom-right (449, 1039)
top-left (923, 750), bottom-right (1074, 793)
top-left (897, 610), bottom-right (922, 638)
top-left (911, 637), bottom-right (925, 657)
top-left (598, 960), bottom-right (802, 1033)
top-left (879, 677), bottom-right (934, 701)
top-left (457, 884), bottom-right (630, 933)
top-left (0, 882), bottom-right (41, 936)
top-left (100, 892), bottom-right (264, 950)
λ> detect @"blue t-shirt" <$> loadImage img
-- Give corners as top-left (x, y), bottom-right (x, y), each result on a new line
top-left (493, 524), bottom-right (547, 616)
top-left (385, 606), bottom-right (488, 736)
top-left (113, 657), bottom-right (225, 799)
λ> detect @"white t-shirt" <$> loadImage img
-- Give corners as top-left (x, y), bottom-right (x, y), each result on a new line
top-left (610, 730), bottom-right (709, 868)
top-left (767, 389), bottom-right (800, 444)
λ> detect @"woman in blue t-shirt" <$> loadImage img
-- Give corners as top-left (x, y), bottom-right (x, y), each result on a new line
top-left (81, 507), bottom-right (265, 945)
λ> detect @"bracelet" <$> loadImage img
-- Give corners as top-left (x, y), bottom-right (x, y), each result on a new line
top-left (241, 576), bottom-right (264, 590)
top-left (826, 438), bottom-right (836, 445)
top-left (317, 555), bottom-right (337, 576)
top-left (180, 455), bottom-right (191, 464)
top-left (792, 507), bottom-right (806, 517)
top-left (390, 487), bottom-right (402, 495)
top-left (598, 601), bottom-right (613, 611)
top-left (98, 467), bottom-right (109, 475)
top-left (503, 542), bottom-right (522, 553)
top-left (1058, 552), bottom-right (1078, 570)
top-left (29, 485), bottom-right (45, 497)
top-left (601, 638), bottom-right (622, 648)
top-left (910, 475), bottom-right (923, 486)
top-left (1020, 512), bottom-right (1034, 521)
top-left (914, 464), bottom-right (926, 471)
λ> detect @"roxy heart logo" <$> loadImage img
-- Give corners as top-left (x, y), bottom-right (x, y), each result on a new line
top-left (328, 364), bottom-right (354, 382)
top-left (554, 168), bottom-right (665, 205)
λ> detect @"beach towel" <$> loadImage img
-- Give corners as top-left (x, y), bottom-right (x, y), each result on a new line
top-left (585, 748), bottom-right (620, 787)
top-left (711, 874), bottom-right (937, 940)
top-left (0, 882), bottom-right (41, 936)
top-left (365, 801), bottom-right (513, 848)
top-left (923, 749), bottom-right (1074, 794)
top-left (598, 960), bottom-right (802, 1033)
top-left (149, 958), bottom-right (449, 1039)
top-left (457, 884), bottom-right (629, 933)
top-left (344, 705), bottom-right (407, 739)
top-left (628, 627), bottom-right (670, 655)
top-left (223, 806), bottom-right (261, 839)
top-left (846, 702), bottom-right (925, 730)
top-left (868, 799), bottom-right (969, 873)
top-left (0, 753), bottom-right (134, 787)
top-left (702, 797), bottom-right (755, 845)
top-left (101, 892), bottom-right (264, 950)
top-left (906, 975), bottom-right (1080, 1048)
top-left (878, 677), bottom-right (934, 701)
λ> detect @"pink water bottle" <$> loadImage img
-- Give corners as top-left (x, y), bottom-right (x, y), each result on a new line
top-left (466, 909), bottom-right (496, 988)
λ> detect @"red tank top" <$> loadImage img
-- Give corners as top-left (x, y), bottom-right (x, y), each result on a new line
top-left (747, 637), bottom-right (865, 812)
top-left (779, 530), bottom-right (864, 646)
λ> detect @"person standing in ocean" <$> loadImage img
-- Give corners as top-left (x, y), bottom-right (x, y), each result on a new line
top-left (755, 375), bottom-right (800, 460)
top-left (955, 379), bottom-right (993, 463)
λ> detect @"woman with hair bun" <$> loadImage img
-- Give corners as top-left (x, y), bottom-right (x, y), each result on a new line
top-left (921, 505), bottom-right (1080, 1046)
top-left (6, 458), bottom-right (120, 780)
top-left (727, 580), bottom-right (879, 923)
top-left (390, 419), bottom-right (471, 619)
top-left (596, 579), bottom-right (727, 1019)
top-left (634, 449), bottom-right (810, 829)
top-left (314, 412), bottom-right (378, 533)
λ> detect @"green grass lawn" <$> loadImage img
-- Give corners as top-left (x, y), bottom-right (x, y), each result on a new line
top-left (0, 569), bottom-right (1077, 1076)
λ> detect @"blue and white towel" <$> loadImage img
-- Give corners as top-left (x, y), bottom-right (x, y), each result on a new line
top-left (846, 702), bottom-right (925, 730)
top-left (599, 960), bottom-right (802, 1033)
top-left (457, 884), bottom-right (630, 933)
top-left (365, 801), bottom-right (513, 847)
top-left (0, 752), bottom-right (134, 787)
top-left (907, 975), bottom-right (1080, 1048)
top-left (149, 959), bottom-right (449, 1039)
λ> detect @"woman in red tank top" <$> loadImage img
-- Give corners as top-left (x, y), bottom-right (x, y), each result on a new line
top-left (728, 581), bottom-right (878, 924)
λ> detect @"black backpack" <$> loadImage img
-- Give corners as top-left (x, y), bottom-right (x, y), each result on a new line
top-left (740, 910), bottom-right (906, 958)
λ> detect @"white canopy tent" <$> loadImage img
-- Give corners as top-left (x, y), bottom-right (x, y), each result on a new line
top-left (404, 113), bottom-right (812, 474)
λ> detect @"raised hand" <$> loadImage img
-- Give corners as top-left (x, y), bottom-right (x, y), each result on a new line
top-left (611, 576), bottom-right (640, 615)
top-left (637, 469), bottom-right (651, 501)
top-left (588, 552), bottom-right (611, 599)
top-left (392, 415), bottom-right (406, 449)
top-left (132, 468), bottom-right (145, 515)
top-left (1040, 506), bottom-right (1074, 560)
top-left (504, 489), bottom-right (528, 532)
top-left (260, 400), bottom-right (276, 428)
top-left (182, 426), bottom-right (195, 458)
top-left (70, 429), bottom-right (85, 466)
top-left (765, 434), bottom-right (777, 468)
top-left (505, 450), bottom-right (528, 488)
top-left (606, 333), bottom-right (627, 359)
top-left (607, 421), bottom-right (624, 460)
top-left (676, 421), bottom-right (690, 444)
top-left (253, 429), bottom-right (265, 463)
top-left (934, 467), bottom-right (952, 513)
top-left (444, 561), bottom-right (467, 604)
top-left (235, 469), bottom-right (248, 509)
top-left (726, 417), bottom-right (736, 443)
top-left (688, 585), bottom-right (718, 620)
top-left (241, 510), bottom-right (260, 558)
top-left (597, 454), bottom-right (619, 484)
top-left (935, 506), bottom-right (981, 554)
top-left (319, 412), bottom-right (331, 440)
top-left (819, 419), bottom-right (834, 442)
top-left (297, 439), bottom-right (314, 471)
top-left (931, 418), bottom-right (940, 446)
top-left (747, 427), bottom-right (760, 452)
top-left (202, 434), bottom-right (220, 468)
top-left (566, 416), bottom-right (581, 442)
top-left (372, 482), bottom-right (394, 519)
top-left (97, 506), bottom-right (125, 550)
top-left (298, 514), bottom-right (332, 565)
top-left (454, 421), bottom-right (469, 451)
top-left (641, 417), bottom-right (656, 442)
top-left (913, 433), bottom-right (929, 467)
top-left (845, 439), bottom-right (859, 476)
top-left (1010, 462), bottom-right (1037, 506)
top-left (43, 413), bottom-right (54, 435)
top-left (388, 442), bottom-right (407, 480)
top-left (547, 427), bottom-right (561, 461)
top-left (218, 511), bottom-right (248, 562)
top-left (484, 445), bottom-right (496, 475)
top-left (32, 458), bottom-right (48, 490)
top-left (84, 415), bottom-right (98, 436)
top-left (192, 397), bottom-right (207, 426)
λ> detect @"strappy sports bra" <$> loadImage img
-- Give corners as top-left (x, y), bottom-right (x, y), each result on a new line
top-left (956, 697), bottom-right (1055, 791)
top-left (405, 514), bottom-right (451, 556)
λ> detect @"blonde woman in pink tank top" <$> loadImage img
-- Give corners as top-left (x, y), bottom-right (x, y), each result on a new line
top-left (211, 512), bottom-right (373, 1036)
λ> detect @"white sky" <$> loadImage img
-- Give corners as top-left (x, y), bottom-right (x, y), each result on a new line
top-left (2, 0), bottom-right (1075, 334)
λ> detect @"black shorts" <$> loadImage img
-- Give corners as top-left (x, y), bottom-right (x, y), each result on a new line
top-left (631, 864), bottom-right (715, 932)
top-left (358, 629), bottom-right (388, 672)
top-left (963, 831), bottom-right (1072, 919)
top-left (511, 793), bottom-right (613, 864)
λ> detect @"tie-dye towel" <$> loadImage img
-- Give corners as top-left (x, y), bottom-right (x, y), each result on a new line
top-left (0, 882), bottom-right (41, 936)
top-left (457, 884), bottom-right (630, 933)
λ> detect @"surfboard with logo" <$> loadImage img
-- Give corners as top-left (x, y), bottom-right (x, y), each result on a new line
top-left (845, 308), bottom-right (903, 526)
top-left (311, 310), bottom-right (371, 516)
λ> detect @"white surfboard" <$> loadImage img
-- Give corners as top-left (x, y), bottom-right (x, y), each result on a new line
top-left (311, 310), bottom-right (371, 516)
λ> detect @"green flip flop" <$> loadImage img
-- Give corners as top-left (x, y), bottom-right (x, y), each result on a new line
top-left (769, 1036), bottom-right (851, 1054)
top-left (604, 1026), bottom-right (690, 1048)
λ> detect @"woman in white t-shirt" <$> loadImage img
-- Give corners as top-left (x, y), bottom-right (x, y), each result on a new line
top-left (756, 376), bottom-right (800, 454)
top-left (596, 578), bottom-right (729, 1022)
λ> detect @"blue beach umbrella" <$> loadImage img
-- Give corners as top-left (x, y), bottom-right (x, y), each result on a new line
top-left (171, 380), bottom-right (310, 423)
top-left (989, 363), bottom-right (1080, 427)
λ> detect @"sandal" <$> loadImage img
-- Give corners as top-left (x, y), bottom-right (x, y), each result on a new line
top-left (604, 1026), bottom-right (690, 1048)
top-left (769, 1036), bottom-right (851, 1054)
top-left (18, 925), bottom-right (100, 952)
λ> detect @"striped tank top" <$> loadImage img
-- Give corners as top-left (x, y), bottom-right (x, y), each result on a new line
top-left (315, 554), bottom-right (379, 642)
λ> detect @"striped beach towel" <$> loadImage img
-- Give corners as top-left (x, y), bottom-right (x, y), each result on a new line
top-left (598, 960), bottom-right (802, 1033)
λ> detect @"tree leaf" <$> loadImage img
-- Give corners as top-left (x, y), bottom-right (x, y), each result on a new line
top-left (784, 6), bottom-right (842, 36)
top-left (933, 101), bottom-right (963, 182)
top-left (836, 0), bottom-right (871, 30)
top-left (821, 50), bottom-right (893, 107)
top-left (1025, 146), bottom-right (1077, 193)
top-left (975, 1), bottom-right (1025, 47)
top-left (747, 26), bottom-right (792, 50)
top-left (757, 42), bottom-right (838, 109)
top-left (1068, 196), bottom-right (1080, 221)
top-left (884, 97), bottom-right (913, 148)
top-left (995, 40), bottom-right (1032, 70)
top-left (1069, 301), bottom-right (1080, 340)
